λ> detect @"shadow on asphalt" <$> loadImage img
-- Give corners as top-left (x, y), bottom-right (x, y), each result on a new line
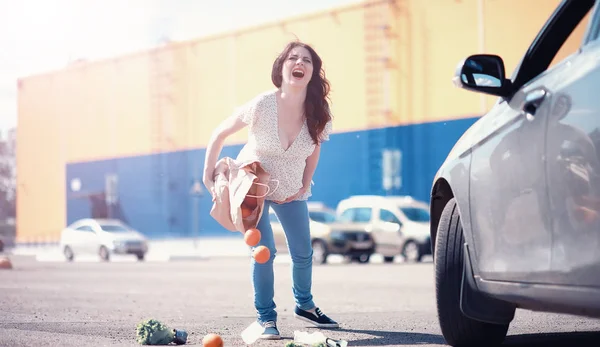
top-left (504, 331), bottom-right (600, 346)
top-left (333, 328), bottom-right (600, 346)
top-left (334, 328), bottom-right (444, 345)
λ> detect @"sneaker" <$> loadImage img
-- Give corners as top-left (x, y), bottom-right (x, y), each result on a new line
top-left (294, 307), bottom-right (339, 328)
top-left (259, 321), bottom-right (281, 340)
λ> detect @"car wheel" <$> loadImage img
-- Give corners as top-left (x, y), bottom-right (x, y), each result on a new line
top-left (0, 240), bottom-right (4, 253)
top-left (312, 240), bottom-right (328, 264)
top-left (136, 253), bottom-right (145, 261)
top-left (383, 256), bottom-right (395, 263)
top-left (435, 198), bottom-right (509, 346)
top-left (99, 246), bottom-right (110, 262)
top-left (63, 246), bottom-right (74, 262)
top-left (403, 241), bottom-right (422, 262)
top-left (354, 253), bottom-right (371, 264)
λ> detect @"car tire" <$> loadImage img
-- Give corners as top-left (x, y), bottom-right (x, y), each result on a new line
top-left (383, 256), bottom-right (395, 263)
top-left (402, 240), bottom-right (423, 262)
top-left (136, 253), bottom-right (145, 261)
top-left (354, 253), bottom-right (371, 264)
top-left (99, 246), bottom-right (110, 262)
top-left (64, 246), bottom-right (74, 262)
top-left (312, 240), bottom-right (328, 264)
top-left (435, 198), bottom-right (509, 346)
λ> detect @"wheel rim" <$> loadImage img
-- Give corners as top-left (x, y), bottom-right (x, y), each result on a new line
top-left (64, 247), bottom-right (73, 259)
top-left (99, 247), bottom-right (108, 260)
top-left (404, 242), bottom-right (419, 261)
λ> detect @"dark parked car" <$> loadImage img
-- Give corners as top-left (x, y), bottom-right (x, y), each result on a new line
top-left (430, 0), bottom-right (600, 345)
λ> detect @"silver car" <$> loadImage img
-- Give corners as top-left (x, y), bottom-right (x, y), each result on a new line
top-left (336, 195), bottom-right (431, 263)
top-left (60, 219), bottom-right (148, 262)
top-left (431, 0), bottom-right (600, 345)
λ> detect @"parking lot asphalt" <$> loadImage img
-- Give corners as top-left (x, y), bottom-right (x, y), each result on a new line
top-left (0, 253), bottom-right (599, 347)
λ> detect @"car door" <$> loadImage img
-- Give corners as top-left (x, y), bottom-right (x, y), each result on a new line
top-left (377, 208), bottom-right (404, 254)
top-left (543, 5), bottom-right (600, 286)
top-left (73, 225), bottom-right (96, 254)
top-left (467, 0), bottom-right (596, 283)
top-left (469, 82), bottom-right (553, 282)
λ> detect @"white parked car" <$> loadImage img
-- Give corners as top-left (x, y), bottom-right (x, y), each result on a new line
top-left (59, 219), bottom-right (148, 262)
top-left (336, 195), bottom-right (432, 262)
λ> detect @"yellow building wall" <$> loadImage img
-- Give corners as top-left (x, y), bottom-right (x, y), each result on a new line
top-left (394, 0), bottom-right (566, 125)
top-left (16, 3), bottom-right (369, 241)
top-left (16, 0), bottom-right (583, 241)
top-left (16, 76), bottom-right (65, 241)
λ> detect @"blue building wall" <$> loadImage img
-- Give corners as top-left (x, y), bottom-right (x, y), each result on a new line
top-left (65, 117), bottom-right (478, 239)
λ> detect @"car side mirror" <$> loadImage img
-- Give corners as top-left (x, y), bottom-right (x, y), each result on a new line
top-left (453, 54), bottom-right (512, 97)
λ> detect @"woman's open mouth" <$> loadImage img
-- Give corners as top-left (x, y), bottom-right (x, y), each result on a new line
top-left (292, 69), bottom-right (305, 79)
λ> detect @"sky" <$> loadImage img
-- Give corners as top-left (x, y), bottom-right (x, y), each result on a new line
top-left (0, 0), bottom-right (358, 134)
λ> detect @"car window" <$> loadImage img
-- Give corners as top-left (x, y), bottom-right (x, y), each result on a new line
top-left (586, 2), bottom-right (600, 43)
top-left (308, 211), bottom-right (337, 224)
top-left (100, 224), bottom-right (129, 232)
top-left (339, 207), bottom-right (372, 223)
top-left (354, 208), bottom-right (372, 222)
top-left (380, 209), bottom-right (401, 224)
top-left (511, 1), bottom-right (595, 90)
top-left (75, 225), bottom-right (94, 232)
top-left (400, 207), bottom-right (431, 223)
top-left (339, 209), bottom-right (354, 222)
top-left (549, 7), bottom-right (594, 69)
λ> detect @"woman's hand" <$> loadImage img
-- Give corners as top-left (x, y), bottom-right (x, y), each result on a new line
top-left (273, 186), bottom-right (308, 204)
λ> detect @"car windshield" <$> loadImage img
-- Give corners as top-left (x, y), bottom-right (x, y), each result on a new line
top-left (100, 224), bottom-right (130, 232)
top-left (308, 211), bottom-right (338, 224)
top-left (399, 207), bottom-right (430, 222)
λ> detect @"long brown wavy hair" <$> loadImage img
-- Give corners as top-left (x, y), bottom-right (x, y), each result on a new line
top-left (271, 41), bottom-right (332, 145)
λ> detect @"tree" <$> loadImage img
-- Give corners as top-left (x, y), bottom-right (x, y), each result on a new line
top-left (0, 128), bottom-right (16, 219)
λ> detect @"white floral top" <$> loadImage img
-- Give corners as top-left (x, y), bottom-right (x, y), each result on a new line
top-left (234, 89), bottom-right (332, 202)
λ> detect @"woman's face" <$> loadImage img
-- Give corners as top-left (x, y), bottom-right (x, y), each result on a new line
top-left (281, 46), bottom-right (314, 89)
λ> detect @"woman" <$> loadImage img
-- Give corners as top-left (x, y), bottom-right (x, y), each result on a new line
top-left (203, 41), bottom-right (339, 340)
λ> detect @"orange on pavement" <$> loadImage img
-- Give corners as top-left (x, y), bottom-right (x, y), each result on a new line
top-left (202, 333), bottom-right (223, 347)
top-left (0, 257), bottom-right (12, 270)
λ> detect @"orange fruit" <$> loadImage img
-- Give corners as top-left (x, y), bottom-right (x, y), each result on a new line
top-left (0, 257), bottom-right (12, 270)
top-left (244, 228), bottom-right (261, 247)
top-left (202, 333), bottom-right (223, 347)
top-left (253, 245), bottom-right (270, 264)
top-left (241, 205), bottom-right (253, 218)
top-left (244, 196), bottom-right (258, 209)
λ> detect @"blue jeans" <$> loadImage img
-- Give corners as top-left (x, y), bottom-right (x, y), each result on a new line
top-left (252, 200), bottom-right (315, 323)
